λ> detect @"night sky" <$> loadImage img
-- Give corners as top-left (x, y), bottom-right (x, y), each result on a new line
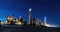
top-left (0, 0), bottom-right (60, 26)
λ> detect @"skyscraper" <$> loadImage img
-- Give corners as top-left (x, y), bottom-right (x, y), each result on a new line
top-left (30, 18), bottom-right (35, 25)
top-left (36, 18), bottom-right (41, 26)
top-left (29, 8), bottom-right (32, 24)
top-left (44, 16), bottom-right (47, 26)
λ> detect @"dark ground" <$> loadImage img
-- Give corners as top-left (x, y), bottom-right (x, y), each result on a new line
top-left (0, 25), bottom-right (60, 32)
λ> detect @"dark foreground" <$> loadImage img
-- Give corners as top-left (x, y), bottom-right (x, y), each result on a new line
top-left (0, 25), bottom-right (60, 32)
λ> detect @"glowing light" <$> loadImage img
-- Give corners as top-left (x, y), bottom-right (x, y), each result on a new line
top-left (45, 23), bottom-right (58, 27)
top-left (15, 22), bottom-right (22, 25)
top-left (29, 8), bottom-right (32, 11)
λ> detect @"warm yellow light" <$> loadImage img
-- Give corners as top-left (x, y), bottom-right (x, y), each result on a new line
top-left (0, 22), bottom-right (4, 25)
top-left (15, 22), bottom-right (22, 25)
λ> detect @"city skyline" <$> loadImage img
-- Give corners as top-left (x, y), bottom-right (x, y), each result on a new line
top-left (0, 0), bottom-right (60, 27)
top-left (0, 8), bottom-right (59, 27)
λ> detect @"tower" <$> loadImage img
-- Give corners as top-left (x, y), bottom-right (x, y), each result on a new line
top-left (44, 16), bottom-right (47, 26)
top-left (29, 8), bottom-right (32, 24)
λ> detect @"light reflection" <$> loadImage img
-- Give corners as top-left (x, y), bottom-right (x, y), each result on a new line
top-left (45, 23), bottom-right (58, 27)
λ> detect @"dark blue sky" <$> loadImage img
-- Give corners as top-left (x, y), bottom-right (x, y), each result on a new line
top-left (0, 0), bottom-right (60, 26)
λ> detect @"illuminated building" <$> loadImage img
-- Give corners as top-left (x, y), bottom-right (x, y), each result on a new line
top-left (36, 18), bottom-right (41, 26)
top-left (44, 16), bottom-right (47, 26)
top-left (19, 16), bottom-right (24, 22)
top-left (6, 16), bottom-right (14, 24)
top-left (18, 16), bottom-right (27, 25)
top-left (23, 21), bottom-right (27, 25)
top-left (18, 16), bottom-right (25, 25)
top-left (30, 18), bottom-right (35, 25)
top-left (29, 8), bottom-right (32, 24)
top-left (15, 19), bottom-right (23, 25)
top-left (0, 21), bottom-right (4, 25)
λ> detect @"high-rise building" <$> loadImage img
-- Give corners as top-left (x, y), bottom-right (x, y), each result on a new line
top-left (30, 18), bottom-right (35, 25)
top-left (44, 16), bottom-right (47, 26)
top-left (29, 8), bottom-right (32, 24)
top-left (36, 18), bottom-right (41, 26)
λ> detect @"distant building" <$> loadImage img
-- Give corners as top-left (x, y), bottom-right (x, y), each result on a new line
top-left (6, 16), bottom-right (14, 24)
top-left (19, 16), bottom-right (24, 23)
top-left (35, 18), bottom-right (41, 26)
top-left (23, 21), bottom-right (27, 25)
top-left (30, 18), bottom-right (35, 25)
top-left (15, 19), bottom-right (23, 25)
top-left (43, 16), bottom-right (47, 26)
top-left (29, 8), bottom-right (32, 24)
top-left (0, 20), bottom-right (4, 25)
top-left (18, 16), bottom-right (26, 25)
